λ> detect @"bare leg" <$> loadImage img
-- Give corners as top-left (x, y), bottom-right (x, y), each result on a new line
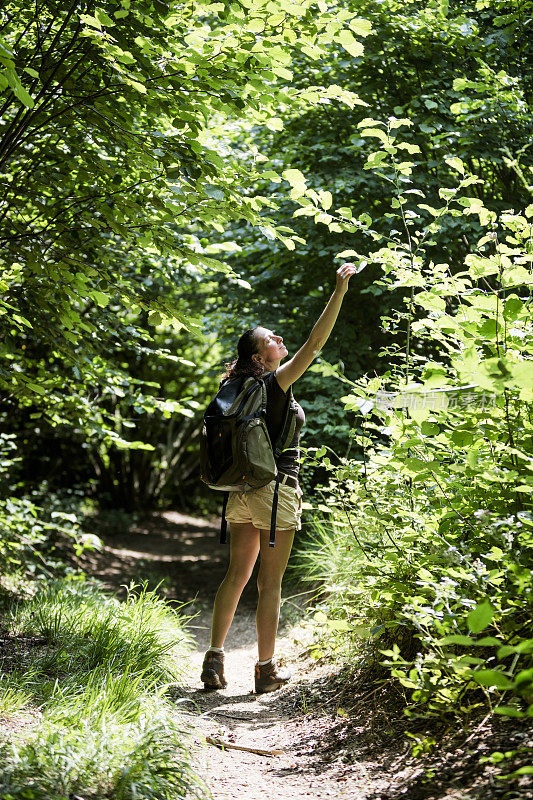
top-left (209, 522), bottom-right (260, 649)
top-left (256, 528), bottom-right (295, 662)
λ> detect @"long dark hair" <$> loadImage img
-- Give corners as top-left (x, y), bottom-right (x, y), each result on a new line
top-left (221, 327), bottom-right (265, 381)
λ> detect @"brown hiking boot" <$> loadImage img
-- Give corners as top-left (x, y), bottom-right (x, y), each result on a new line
top-left (254, 658), bottom-right (291, 694)
top-left (201, 650), bottom-right (227, 690)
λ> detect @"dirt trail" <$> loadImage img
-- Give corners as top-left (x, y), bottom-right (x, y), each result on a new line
top-left (83, 511), bottom-right (385, 800)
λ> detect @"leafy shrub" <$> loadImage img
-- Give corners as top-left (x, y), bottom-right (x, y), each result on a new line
top-left (294, 119), bottom-right (533, 725)
top-left (0, 434), bottom-right (100, 579)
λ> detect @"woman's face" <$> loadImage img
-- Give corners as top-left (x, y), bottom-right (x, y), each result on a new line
top-left (254, 327), bottom-right (288, 367)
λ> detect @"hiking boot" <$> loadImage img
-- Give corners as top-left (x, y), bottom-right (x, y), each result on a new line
top-left (201, 650), bottom-right (227, 690)
top-left (254, 658), bottom-right (291, 694)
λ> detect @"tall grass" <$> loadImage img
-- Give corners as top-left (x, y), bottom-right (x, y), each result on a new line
top-left (0, 578), bottom-right (205, 800)
top-left (10, 579), bottom-right (191, 686)
top-left (291, 515), bottom-right (391, 664)
top-left (0, 715), bottom-right (200, 800)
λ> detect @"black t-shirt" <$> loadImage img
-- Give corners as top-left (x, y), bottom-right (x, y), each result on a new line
top-left (263, 370), bottom-right (305, 478)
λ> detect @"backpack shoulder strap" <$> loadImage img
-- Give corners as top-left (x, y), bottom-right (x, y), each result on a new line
top-left (273, 386), bottom-right (297, 460)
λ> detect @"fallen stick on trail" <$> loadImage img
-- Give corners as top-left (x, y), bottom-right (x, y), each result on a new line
top-left (207, 710), bottom-right (254, 720)
top-left (206, 735), bottom-right (284, 757)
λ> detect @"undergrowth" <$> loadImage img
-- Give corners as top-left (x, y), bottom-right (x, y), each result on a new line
top-left (291, 117), bottom-right (533, 787)
top-left (0, 577), bottom-right (204, 800)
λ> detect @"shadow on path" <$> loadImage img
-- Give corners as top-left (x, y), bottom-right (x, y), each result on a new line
top-left (83, 510), bottom-right (251, 606)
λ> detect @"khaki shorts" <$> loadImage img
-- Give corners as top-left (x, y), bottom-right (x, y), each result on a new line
top-left (225, 479), bottom-right (303, 531)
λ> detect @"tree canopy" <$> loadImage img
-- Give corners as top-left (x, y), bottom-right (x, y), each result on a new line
top-left (0, 0), bottom-right (364, 436)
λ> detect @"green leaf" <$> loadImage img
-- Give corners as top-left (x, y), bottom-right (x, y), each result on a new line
top-left (267, 45), bottom-right (291, 65)
top-left (12, 314), bottom-right (32, 329)
top-left (262, 170), bottom-right (282, 183)
top-left (335, 30), bottom-right (364, 58)
top-left (503, 296), bottom-right (523, 321)
top-left (293, 206), bottom-right (317, 217)
top-left (148, 311), bottom-right (162, 326)
top-left (95, 9), bottom-right (115, 26)
top-left (318, 190), bottom-right (333, 211)
top-left (246, 18), bottom-right (265, 32)
top-left (266, 117), bottom-right (283, 131)
top-left (234, 278), bottom-right (251, 290)
top-left (205, 241), bottom-right (241, 253)
top-left (404, 456), bottom-right (429, 472)
top-left (475, 637), bottom-right (502, 646)
top-left (515, 668), bottom-right (533, 687)
top-left (127, 79), bottom-right (146, 94)
top-left (493, 706), bottom-right (525, 718)
top-left (445, 156), bottom-right (465, 175)
top-left (506, 767), bottom-right (533, 776)
top-left (472, 670), bottom-right (513, 689)
top-left (348, 18), bottom-right (372, 37)
top-left (271, 66), bottom-right (293, 81)
top-left (114, 439), bottom-right (155, 451)
top-left (27, 382), bottom-right (46, 395)
top-left (327, 619), bottom-right (352, 631)
top-left (282, 168), bottom-right (306, 191)
top-left (418, 203), bottom-right (439, 216)
top-left (13, 84), bottom-right (34, 108)
top-left (467, 601), bottom-right (495, 634)
top-left (80, 14), bottom-right (102, 29)
top-left (389, 119), bottom-right (413, 129)
top-left (357, 117), bottom-right (385, 128)
top-left (361, 127), bottom-right (388, 143)
top-left (438, 635), bottom-right (475, 646)
top-left (90, 291), bottom-right (110, 308)
top-left (511, 362), bottom-right (533, 401)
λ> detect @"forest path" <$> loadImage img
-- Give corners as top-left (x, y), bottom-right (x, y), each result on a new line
top-left (82, 510), bottom-right (389, 800)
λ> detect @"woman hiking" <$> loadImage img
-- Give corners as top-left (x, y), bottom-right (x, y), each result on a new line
top-left (201, 262), bottom-right (358, 693)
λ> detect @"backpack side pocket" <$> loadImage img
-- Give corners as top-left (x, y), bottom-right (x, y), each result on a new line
top-left (237, 417), bottom-right (277, 488)
top-left (201, 416), bottom-right (237, 484)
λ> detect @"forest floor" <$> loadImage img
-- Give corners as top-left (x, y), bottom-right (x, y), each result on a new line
top-left (81, 511), bottom-right (532, 800)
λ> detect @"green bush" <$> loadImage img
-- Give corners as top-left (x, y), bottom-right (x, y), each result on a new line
top-left (0, 433), bottom-right (100, 580)
top-left (294, 119), bottom-right (533, 724)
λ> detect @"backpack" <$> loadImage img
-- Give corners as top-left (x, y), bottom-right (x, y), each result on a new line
top-left (199, 374), bottom-right (297, 547)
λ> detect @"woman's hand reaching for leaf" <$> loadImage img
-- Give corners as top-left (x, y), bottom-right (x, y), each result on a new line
top-left (335, 262), bottom-right (360, 295)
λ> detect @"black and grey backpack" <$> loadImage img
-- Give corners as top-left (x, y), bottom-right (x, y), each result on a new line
top-left (199, 374), bottom-right (297, 547)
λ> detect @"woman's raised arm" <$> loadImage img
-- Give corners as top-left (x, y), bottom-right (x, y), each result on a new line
top-left (275, 263), bottom-right (358, 393)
